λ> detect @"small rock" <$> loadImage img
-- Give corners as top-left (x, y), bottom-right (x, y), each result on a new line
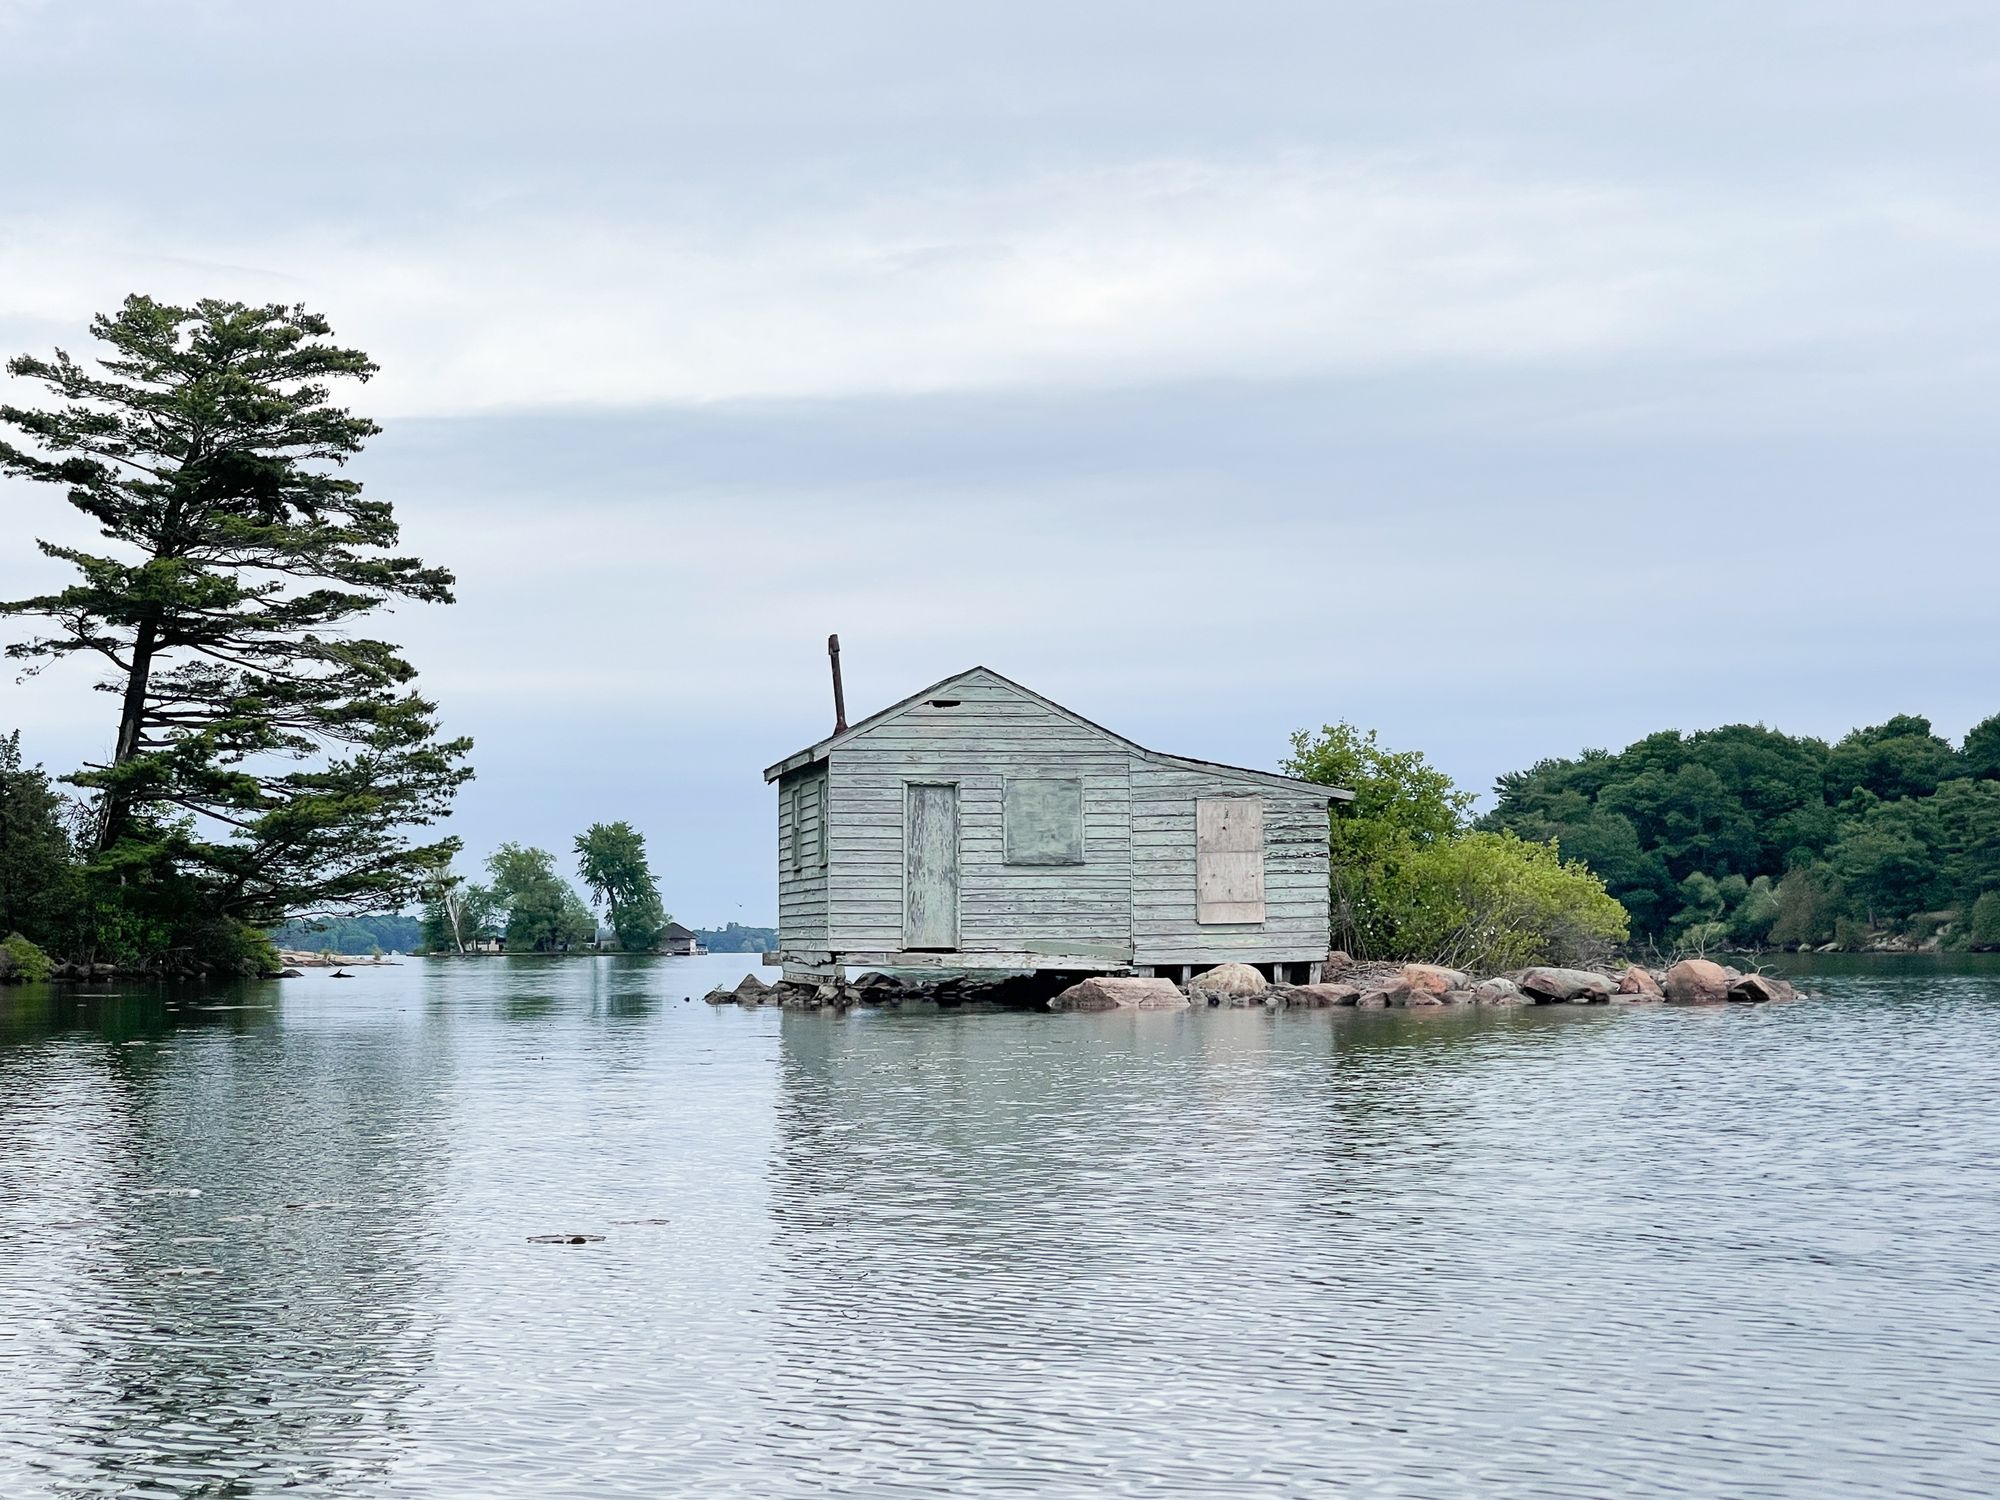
top-left (1441, 988), bottom-right (1477, 1005)
top-left (1322, 950), bottom-right (1353, 977)
top-left (1662, 958), bottom-right (1735, 1004)
top-left (278, 968), bottom-right (303, 978)
top-left (1516, 967), bottom-right (1616, 1003)
top-left (701, 986), bottom-right (735, 1005)
top-left (1285, 982), bottom-right (1361, 1008)
top-left (1049, 977), bottom-right (1190, 1011)
top-left (527, 1233), bottom-right (605, 1245)
top-left (1472, 978), bottom-right (1528, 1007)
top-left (1401, 963), bottom-right (1471, 995)
top-left (1187, 963), bottom-right (1269, 1006)
top-left (1616, 966), bottom-right (1664, 998)
top-left (1727, 973), bottom-right (1797, 1004)
top-left (1356, 989), bottom-right (1392, 1009)
top-left (1390, 984), bottom-right (1442, 1008)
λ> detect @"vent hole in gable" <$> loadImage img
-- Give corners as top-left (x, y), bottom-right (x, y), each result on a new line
top-left (927, 699), bottom-right (961, 708)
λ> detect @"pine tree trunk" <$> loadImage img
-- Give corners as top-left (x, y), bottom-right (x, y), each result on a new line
top-left (98, 619), bottom-right (158, 853)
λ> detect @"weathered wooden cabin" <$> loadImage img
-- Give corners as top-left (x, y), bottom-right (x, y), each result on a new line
top-left (763, 666), bottom-right (1349, 983)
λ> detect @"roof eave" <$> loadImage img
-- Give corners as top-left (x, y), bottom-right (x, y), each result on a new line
top-left (762, 745), bottom-right (832, 782)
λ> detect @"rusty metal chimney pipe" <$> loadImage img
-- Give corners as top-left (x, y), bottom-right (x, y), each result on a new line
top-left (828, 634), bottom-right (848, 734)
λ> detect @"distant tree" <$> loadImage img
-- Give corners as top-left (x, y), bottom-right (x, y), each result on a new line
top-left (1926, 778), bottom-right (2000, 911)
top-left (1729, 875), bottom-right (1782, 946)
top-left (419, 866), bottom-right (500, 953)
top-left (1770, 863), bottom-right (1842, 948)
top-left (1828, 799), bottom-right (1940, 925)
top-left (1824, 715), bottom-right (1957, 803)
top-left (486, 844), bottom-right (595, 951)
top-left (1967, 891), bottom-right (2000, 949)
top-left (0, 730), bottom-right (83, 953)
top-left (574, 821), bottom-right (668, 951)
top-left (0, 296), bottom-right (470, 969)
top-left (1961, 713), bottom-right (2000, 781)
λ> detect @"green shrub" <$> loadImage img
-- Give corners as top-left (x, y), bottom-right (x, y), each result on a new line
top-left (2, 932), bottom-right (53, 983)
top-left (1771, 865), bottom-right (1840, 946)
top-left (1833, 916), bottom-right (1873, 950)
top-left (1729, 876), bottom-right (1782, 945)
top-left (1374, 830), bottom-right (1629, 973)
top-left (1969, 892), bottom-right (2000, 950)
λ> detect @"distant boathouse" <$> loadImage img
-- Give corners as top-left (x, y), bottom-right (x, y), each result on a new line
top-left (762, 664), bottom-right (1349, 983)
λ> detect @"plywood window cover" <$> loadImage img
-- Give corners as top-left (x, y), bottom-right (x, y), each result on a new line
top-left (1004, 777), bottom-right (1085, 865)
top-left (1197, 796), bottom-right (1266, 925)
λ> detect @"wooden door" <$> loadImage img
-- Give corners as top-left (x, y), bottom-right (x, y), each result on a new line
top-left (904, 782), bottom-right (960, 950)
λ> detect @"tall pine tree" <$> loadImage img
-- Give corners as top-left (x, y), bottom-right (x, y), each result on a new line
top-left (0, 296), bottom-right (471, 967)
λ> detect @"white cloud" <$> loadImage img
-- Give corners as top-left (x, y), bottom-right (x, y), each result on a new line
top-left (3, 153), bottom-right (1983, 417)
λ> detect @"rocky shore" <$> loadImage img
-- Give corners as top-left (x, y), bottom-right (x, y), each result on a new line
top-left (702, 954), bottom-right (1801, 1012)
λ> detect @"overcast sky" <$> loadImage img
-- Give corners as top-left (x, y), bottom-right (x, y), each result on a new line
top-left (3, 2), bottom-right (1998, 926)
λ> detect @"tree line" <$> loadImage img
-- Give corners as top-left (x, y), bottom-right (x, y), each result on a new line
top-left (1480, 713), bottom-right (2000, 952)
top-left (421, 823), bottom-right (670, 953)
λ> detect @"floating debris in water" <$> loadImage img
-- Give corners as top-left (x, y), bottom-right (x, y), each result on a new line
top-left (138, 1188), bottom-right (203, 1198)
top-left (527, 1233), bottom-right (605, 1245)
top-left (607, 1217), bottom-right (671, 1225)
top-left (159, 1266), bottom-right (222, 1276)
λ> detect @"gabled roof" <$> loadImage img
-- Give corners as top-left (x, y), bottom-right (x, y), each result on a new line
top-left (762, 665), bottom-right (1352, 800)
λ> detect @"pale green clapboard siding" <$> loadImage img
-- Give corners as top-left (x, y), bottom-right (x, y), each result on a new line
top-left (775, 764), bottom-right (829, 948)
top-left (1130, 762), bottom-right (1329, 964)
top-left (825, 675), bottom-right (1132, 954)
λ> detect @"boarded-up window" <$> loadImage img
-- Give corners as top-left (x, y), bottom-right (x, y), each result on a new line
top-left (816, 778), bottom-right (829, 868)
top-left (1005, 778), bottom-right (1084, 865)
top-left (1196, 797), bottom-right (1265, 924)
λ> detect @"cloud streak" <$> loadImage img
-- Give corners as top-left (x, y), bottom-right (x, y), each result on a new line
top-left (4, 153), bottom-right (1989, 416)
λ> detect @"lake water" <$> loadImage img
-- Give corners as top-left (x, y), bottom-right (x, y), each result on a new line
top-left (3, 953), bottom-right (1999, 1498)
